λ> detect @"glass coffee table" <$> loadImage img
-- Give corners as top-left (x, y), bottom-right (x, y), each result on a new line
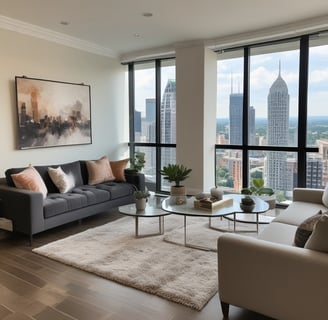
top-left (161, 194), bottom-right (269, 251)
top-left (118, 194), bottom-right (170, 238)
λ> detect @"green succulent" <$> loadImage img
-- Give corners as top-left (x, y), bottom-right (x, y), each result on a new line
top-left (160, 164), bottom-right (192, 187)
top-left (241, 178), bottom-right (274, 196)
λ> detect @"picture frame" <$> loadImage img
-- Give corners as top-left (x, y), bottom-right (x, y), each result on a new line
top-left (15, 76), bottom-right (92, 149)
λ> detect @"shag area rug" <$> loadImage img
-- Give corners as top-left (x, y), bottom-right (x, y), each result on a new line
top-left (33, 215), bottom-right (258, 310)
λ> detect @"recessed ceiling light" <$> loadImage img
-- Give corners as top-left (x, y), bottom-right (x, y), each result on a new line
top-left (134, 33), bottom-right (141, 38)
top-left (60, 21), bottom-right (70, 26)
top-left (142, 12), bottom-right (153, 17)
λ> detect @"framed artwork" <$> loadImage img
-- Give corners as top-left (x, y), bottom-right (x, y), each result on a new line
top-left (15, 76), bottom-right (92, 149)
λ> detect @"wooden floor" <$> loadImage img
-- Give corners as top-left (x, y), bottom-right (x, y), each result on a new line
top-left (0, 211), bottom-right (273, 320)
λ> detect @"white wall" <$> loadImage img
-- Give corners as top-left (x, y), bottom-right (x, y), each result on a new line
top-left (0, 28), bottom-right (129, 176)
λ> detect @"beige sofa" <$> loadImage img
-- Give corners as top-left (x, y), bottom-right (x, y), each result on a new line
top-left (217, 188), bottom-right (328, 320)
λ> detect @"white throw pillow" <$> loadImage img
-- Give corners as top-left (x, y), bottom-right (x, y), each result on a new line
top-left (322, 184), bottom-right (328, 207)
top-left (304, 214), bottom-right (328, 253)
top-left (48, 166), bottom-right (75, 193)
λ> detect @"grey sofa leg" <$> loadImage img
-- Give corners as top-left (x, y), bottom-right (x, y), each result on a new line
top-left (221, 301), bottom-right (229, 318)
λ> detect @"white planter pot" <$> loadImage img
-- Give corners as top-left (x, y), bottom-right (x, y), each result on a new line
top-left (135, 198), bottom-right (147, 210)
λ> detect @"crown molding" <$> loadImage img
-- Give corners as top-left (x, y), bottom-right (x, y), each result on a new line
top-left (0, 14), bottom-right (117, 58)
top-left (206, 15), bottom-right (328, 50)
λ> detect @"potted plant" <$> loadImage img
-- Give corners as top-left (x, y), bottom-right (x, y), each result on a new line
top-left (241, 178), bottom-right (275, 209)
top-left (240, 195), bottom-right (255, 212)
top-left (160, 164), bottom-right (192, 196)
top-left (134, 189), bottom-right (150, 210)
top-left (125, 151), bottom-right (146, 191)
top-left (126, 151), bottom-right (145, 174)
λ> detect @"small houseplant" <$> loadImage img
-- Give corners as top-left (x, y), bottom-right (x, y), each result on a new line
top-left (241, 178), bottom-right (275, 209)
top-left (126, 151), bottom-right (146, 174)
top-left (160, 164), bottom-right (192, 196)
top-left (134, 189), bottom-right (150, 210)
top-left (241, 178), bottom-right (274, 196)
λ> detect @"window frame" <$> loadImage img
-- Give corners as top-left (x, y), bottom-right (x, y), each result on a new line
top-left (128, 58), bottom-right (176, 193)
top-left (216, 34), bottom-right (319, 190)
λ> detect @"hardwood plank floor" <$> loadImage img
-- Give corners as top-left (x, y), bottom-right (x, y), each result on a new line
top-left (0, 211), bottom-right (273, 320)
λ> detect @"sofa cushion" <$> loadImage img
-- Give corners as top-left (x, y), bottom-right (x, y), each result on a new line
top-left (44, 193), bottom-right (89, 218)
top-left (96, 181), bottom-right (135, 199)
top-left (273, 201), bottom-right (326, 226)
top-left (258, 222), bottom-right (298, 245)
top-left (11, 166), bottom-right (48, 199)
top-left (305, 214), bottom-right (328, 252)
top-left (86, 156), bottom-right (115, 185)
top-left (294, 211), bottom-right (322, 247)
top-left (72, 185), bottom-right (110, 204)
top-left (322, 184), bottom-right (328, 207)
top-left (48, 166), bottom-right (75, 193)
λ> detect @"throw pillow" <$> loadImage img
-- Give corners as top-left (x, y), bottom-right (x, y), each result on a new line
top-left (294, 210), bottom-right (322, 247)
top-left (86, 156), bottom-right (115, 185)
top-left (322, 183), bottom-right (328, 207)
top-left (304, 214), bottom-right (328, 252)
top-left (110, 158), bottom-right (129, 182)
top-left (11, 165), bottom-right (48, 199)
top-left (48, 166), bottom-right (75, 193)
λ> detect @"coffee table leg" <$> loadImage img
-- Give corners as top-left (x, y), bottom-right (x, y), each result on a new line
top-left (134, 216), bottom-right (166, 238)
top-left (135, 216), bottom-right (139, 237)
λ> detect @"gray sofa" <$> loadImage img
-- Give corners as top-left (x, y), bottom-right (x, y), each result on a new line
top-left (0, 160), bottom-right (143, 243)
top-left (217, 188), bottom-right (328, 320)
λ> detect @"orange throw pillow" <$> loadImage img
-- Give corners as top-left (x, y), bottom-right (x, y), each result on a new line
top-left (11, 166), bottom-right (48, 199)
top-left (110, 159), bottom-right (129, 181)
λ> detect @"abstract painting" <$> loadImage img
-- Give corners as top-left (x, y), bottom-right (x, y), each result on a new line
top-left (15, 76), bottom-right (92, 149)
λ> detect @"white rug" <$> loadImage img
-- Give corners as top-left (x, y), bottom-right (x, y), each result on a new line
top-left (32, 215), bottom-right (259, 310)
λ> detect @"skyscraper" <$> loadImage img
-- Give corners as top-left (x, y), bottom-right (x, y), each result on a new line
top-left (160, 79), bottom-right (176, 144)
top-left (229, 93), bottom-right (243, 145)
top-left (266, 65), bottom-right (290, 192)
top-left (160, 79), bottom-right (176, 168)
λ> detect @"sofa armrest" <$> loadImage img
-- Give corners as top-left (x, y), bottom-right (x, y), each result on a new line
top-left (218, 233), bottom-right (328, 320)
top-left (0, 185), bottom-right (44, 236)
top-left (293, 187), bottom-right (324, 204)
top-left (124, 172), bottom-right (145, 191)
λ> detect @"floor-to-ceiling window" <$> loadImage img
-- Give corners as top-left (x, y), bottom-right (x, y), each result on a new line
top-left (128, 58), bottom-right (176, 192)
top-left (216, 33), bottom-right (328, 202)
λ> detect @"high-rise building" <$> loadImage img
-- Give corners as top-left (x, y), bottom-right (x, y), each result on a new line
top-left (248, 106), bottom-right (256, 145)
top-left (229, 93), bottom-right (243, 145)
top-left (160, 79), bottom-right (176, 172)
top-left (266, 66), bottom-right (290, 192)
top-left (160, 79), bottom-right (176, 144)
top-left (146, 98), bottom-right (156, 123)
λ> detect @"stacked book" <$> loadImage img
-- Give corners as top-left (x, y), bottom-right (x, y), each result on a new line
top-left (194, 197), bottom-right (233, 211)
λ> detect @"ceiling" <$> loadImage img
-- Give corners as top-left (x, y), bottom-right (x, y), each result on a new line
top-left (1, 0), bottom-right (328, 60)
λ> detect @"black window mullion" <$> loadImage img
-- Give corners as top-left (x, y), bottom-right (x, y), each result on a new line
top-left (298, 35), bottom-right (310, 187)
top-left (128, 63), bottom-right (135, 157)
top-left (155, 60), bottom-right (162, 192)
top-left (242, 47), bottom-right (250, 188)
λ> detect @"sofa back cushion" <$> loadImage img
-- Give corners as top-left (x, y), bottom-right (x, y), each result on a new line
top-left (5, 161), bottom-right (83, 193)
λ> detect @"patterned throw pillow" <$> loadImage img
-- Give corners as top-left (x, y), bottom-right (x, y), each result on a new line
top-left (294, 210), bottom-right (322, 247)
top-left (48, 166), bottom-right (75, 193)
top-left (86, 156), bottom-right (115, 185)
top-left (304, 214), bottom-right (328, 253)
top-left (11, 165), bottom-right (48, 199)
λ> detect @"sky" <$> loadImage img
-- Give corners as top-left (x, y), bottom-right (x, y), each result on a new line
top-left (217, 42), bottom-right (328, 118)
top-left (132, 41), bottom-right (328, 119)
